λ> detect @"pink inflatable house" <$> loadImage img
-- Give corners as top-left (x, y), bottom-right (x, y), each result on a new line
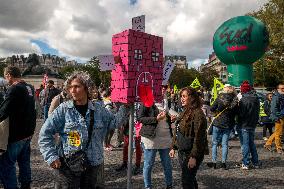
top-left (111, 29), bottom-right (163, 103)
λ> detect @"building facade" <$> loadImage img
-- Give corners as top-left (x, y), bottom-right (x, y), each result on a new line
top-left (0, 54), bottom-right (77, 74)
top-left (165, 55), bottom-right (187, 69)
top-left (199, 52), bottom-right (228, 83)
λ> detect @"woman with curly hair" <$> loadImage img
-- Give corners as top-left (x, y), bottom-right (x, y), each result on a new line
top-left (169, 87), bottom-right (208, 189)
top-left (39, 71), bottom-right (127, 188)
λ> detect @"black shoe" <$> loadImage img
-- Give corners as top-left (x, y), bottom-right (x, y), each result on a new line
top-left (115, 163), bottom-right (127, 172)
top-left (207, 162), bottom-right (217, 169)
top-left (166, 185), bottom-right (173, 189)
top-left (221, 163), bottom-right (228, 170)
top-left (132, 165), bottom-right (141, 175)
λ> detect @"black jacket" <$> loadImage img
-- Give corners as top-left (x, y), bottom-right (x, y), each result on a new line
top-left (138, 104), bottom-right (159, 126)
top-left (44, 87), bottom-right (60, 104)
top-left (210, 92), bottom-right (238, 129)
top-left (137, 104), bottom-right (173, 138)
top-left (0, 81), bottom-right (36, 143)
top-left (238, 91), bottom-right (260, 129)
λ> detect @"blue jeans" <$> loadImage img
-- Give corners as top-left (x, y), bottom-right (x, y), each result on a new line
top-left (143, 147), bottom-right (172, 188)
top-left (44, 103), bottom-right (50, 121)
top-left (241, 128), bottom-right (259, 166)
top-left (212, 126), bottom-right (231, 163)
top-left (0, 139), bottom-right (32, 189)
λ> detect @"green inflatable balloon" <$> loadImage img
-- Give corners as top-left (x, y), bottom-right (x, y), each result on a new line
top-left (213, 16), bottom-right (269, 86)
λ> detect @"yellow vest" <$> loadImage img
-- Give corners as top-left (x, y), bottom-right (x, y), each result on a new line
top-left (259, 102), bottom-right (267, 117)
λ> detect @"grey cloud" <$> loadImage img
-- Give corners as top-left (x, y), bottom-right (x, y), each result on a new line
top-left (0, 0), bottom-right (58, 32)
top-left (0, 38), bottom-right (37, 54)
top-left (72, 15), bottom-right (110, 34)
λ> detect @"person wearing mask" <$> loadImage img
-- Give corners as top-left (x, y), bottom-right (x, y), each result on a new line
top-left (138, 86), bottom-right (173, 189)
top-left (264, 82), bottom-right (284, 154)
top-left (169, 87), bottom-right (208, 189)
top-left (38, 71), bottom-right (127, 188)
top-left (207, 84), bottom-right (238, 170)
top-left (0, 66), bottom-right (36, 189)
top-left (238, 81), bottom-right (260, 170)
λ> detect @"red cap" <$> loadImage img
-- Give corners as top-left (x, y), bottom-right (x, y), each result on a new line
top-left (240, 80), bottom-right (251, 93)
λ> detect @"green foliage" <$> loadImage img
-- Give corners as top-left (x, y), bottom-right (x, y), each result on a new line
top-left (169, 67), bottom-right (218, 90)
top-left (0, 63), bottom-right (7, 77)
top-left (249, 0), bottom-right (284, 87)
top-left (199, 67), bottom-right (219, 89)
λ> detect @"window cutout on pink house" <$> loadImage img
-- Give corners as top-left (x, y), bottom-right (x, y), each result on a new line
top-left (152, 52), bottom-right (159, 62)
top-left (134, 49), bottom-right (143, 60)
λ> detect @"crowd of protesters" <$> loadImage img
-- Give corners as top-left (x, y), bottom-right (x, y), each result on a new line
top-left (0, 66), bottom-right (284, 189)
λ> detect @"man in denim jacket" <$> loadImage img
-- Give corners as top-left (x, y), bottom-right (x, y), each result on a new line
top-left (38, 71), bottom-right (127, 188)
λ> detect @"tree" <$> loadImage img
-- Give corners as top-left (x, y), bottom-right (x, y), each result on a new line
top-left (169, 67), bottom-right (218, 90)
top-left (0, 63), bottom-right (7, 77)
top-left (199, 67), bottom-right (219, 89)
top-left (249, 0), bottom-right (284, 88)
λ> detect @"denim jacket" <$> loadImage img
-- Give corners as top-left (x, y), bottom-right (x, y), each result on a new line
top-left (270, 91), bottom-right (284, 122)
top-left (38, 100), bottom-right (126, 166)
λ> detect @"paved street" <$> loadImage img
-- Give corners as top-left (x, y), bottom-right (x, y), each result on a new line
top-left (1, 119), bottom-right (284, 189)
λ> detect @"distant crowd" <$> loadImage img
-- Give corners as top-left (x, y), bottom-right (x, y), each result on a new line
top-left (0, 66), bottom-right (284, 189)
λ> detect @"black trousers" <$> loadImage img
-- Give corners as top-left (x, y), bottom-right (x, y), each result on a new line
top-left (53, 162), bottom-right (104, 189)
top-left (178, 151), bottom-right (203, 189)
top-left (262, 123), bottom-right (274, 137)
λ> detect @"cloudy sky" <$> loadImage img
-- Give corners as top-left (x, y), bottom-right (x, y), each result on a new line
top-left (0, 0), bottom-right (268, 67)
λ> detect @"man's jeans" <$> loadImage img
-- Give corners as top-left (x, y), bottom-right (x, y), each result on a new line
top-left (266, 118), bottom-right (284, 150)
top-left (0, 139), bottom-right (32, 189)
top-left (212, 126), bottom-right (231, 163)
top-left (241, 128), bottom-right (259, 166)
top-left (54, 161), bottom-right (104, 189)
top-left (142, 147), bottom-right (172, 188)
top-left (44, 103), bottom-right (50, 121)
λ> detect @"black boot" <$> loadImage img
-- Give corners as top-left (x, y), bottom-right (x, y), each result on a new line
top-left (207, 162), bottom-right (217, 169)
top-left (221, 163), bottom-right (228, 170)
top-left (115, 162), bottom-right (127, 172)
top-left (132, 165), bottom-right (141, 175)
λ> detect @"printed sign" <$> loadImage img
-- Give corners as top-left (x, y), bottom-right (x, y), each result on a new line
top-left (98, 55), bottom-right (115, 71)
top-left (68, 131), bottom-right (81, 147)
top-left (162, 60), bottom-right (175, 85)
top-left (132, 15), bottom-right (145, 32)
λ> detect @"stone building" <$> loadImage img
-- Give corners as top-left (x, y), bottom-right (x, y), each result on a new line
top-left (199, 52), bottom-right (228, 83)
top-left (165, 55), bottom-right (187, 69)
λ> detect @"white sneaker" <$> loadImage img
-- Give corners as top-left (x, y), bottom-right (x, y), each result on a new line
top-left (241, 164), bottom-right (249, 170)
top-left (263, 137), bottom-right (268, 141)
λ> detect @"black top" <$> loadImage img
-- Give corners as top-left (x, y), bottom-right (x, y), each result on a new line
top-left (238, 91), bottom-right (260, 129)
top-left (210, 92), bottom-right (238, 129)
top-left (45, 87), bottom-right (60, 104)
top-left (0, 81), bottom-right (36, 143)
top-left (75, 103), bottom-right (88, 118)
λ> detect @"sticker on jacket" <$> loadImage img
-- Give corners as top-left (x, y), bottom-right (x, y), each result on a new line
top-left (68, 131), bottom-right (81, 147)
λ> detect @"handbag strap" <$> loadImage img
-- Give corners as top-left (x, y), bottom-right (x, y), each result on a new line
top-left (86, 109), bottom-right (94, 149)
top-left (214, 107), bottom-right (228, 119)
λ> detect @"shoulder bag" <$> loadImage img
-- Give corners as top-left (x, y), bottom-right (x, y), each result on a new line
top-left (62, 109), bottom-right (94, 176)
